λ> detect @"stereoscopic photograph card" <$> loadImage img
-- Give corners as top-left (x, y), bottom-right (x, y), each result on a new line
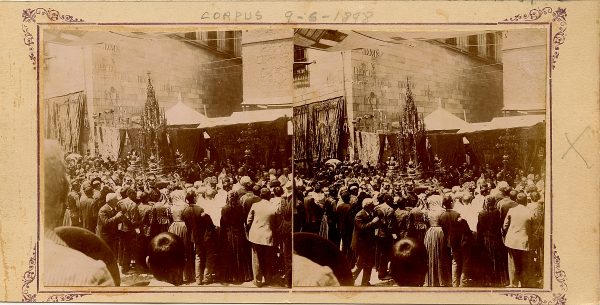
top-left (0, 1), bottom-right (598, 304)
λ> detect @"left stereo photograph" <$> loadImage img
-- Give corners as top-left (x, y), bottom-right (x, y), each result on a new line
top-left (40, 26), bottom-right (293, 289)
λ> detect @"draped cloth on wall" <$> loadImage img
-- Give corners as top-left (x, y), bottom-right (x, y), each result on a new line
top-left (119, 128), bottom-right (143, 160)
top-left (293, 106), bottom-right (310, 161)
top-left (379, 133), bottom-right (400, 163)
top-left (206, 118), bottom-right (289, 165)
top-left (166, 128), bottom-right (205, 162)
top-left (355, 131), bottom-right (381, 165)
top-left (463, 123), bottom-right (545, 169)
top-left (426, 133), bottom-right (466, 167)
top-left (293, 96), bottom-right (346, 163)
top-left (96, 126), bottom-right (121, 161)
top-left (45, 91), bottom-right (87, 153)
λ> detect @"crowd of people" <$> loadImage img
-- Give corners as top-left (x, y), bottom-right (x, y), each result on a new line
top-left (294, 158), bottom-right (545, 287)
top-left (47, 140), bottom-right (293, 287)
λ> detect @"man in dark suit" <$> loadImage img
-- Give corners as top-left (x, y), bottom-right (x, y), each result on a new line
top-left (181, 194), bottom-right (207, 285)
top-left (439, 194), bottom-right (465, 287)
top-left (499, 189), bottom-right (519, 223)
top-left (336, 188), bottom-right (354, 267)
top-left (241, 185), bottom-right (262, 219)
top-left (374, 193), bottom-right (395, 280)
top-left (351, 198), bottom-right (380, 286)
top-left (117, 187), bottom-right (140, 273)
top-left (96, 193), bottom-right (123, 254)
top-left (79, 182), bottom-right (97, 232)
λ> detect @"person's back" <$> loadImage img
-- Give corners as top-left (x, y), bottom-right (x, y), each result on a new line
top-left (503, 203), bottom-right (533, 251)
top-left (79, 190), bottom-right (95, 232)
top-left (499, 190), bottom-right (518, 222)
top-left (247, 199), bottom-right (277, 246)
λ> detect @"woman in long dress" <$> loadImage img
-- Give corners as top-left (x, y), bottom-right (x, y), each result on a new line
top-left (219, 190), bottom-right (253, 284)
top-left (167, 190), bottom-right (194, 283)
top-left (477, 196), bottom-right (509, 287)
top-left (423, 194), bottom-right (451, 287)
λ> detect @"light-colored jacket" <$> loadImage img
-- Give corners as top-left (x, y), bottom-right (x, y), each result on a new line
top-left (503, 204), bottom-right (533, 251)
top-left (247, 199), bottom-right (277, 246)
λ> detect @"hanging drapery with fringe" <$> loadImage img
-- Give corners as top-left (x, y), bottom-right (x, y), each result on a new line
top-left (293, 96), bottom-right (346, 164)
top-left (96, 126), bottom-right (121, 161)
top-left (44, 91), bottom-right (87, 154)
top-left (355, 131), bottom-right (380, 165)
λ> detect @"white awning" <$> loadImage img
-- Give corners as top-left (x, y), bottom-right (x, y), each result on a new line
top-left (165, 101), bottom-right (207, 126)
top-left (458, 115), bottom-right (545, 133)
top-left (424, 107), bottom-right (468, 132)
top-left (197, 108), bottom-right (292, 129)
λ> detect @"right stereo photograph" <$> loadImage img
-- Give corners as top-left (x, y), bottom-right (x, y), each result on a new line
top-left (291, 28), bottom-right (548, 289)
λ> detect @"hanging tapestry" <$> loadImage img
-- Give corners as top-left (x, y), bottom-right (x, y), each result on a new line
top-left (44, 91), bottom-right (87, 154)
top-left (96, 126), bottom-right (121, 161)
top-left (379, 133), bottom-right (400, 162)
top-left (166, 128), bottom-right (205, 164)
top-left (355, 131), bottom-right (381, 165)
top-left (293, 105), bottom-right (310, 161)
top-left (311, 97), bottom-right (345, 162)
top-left (293, 96), bottom-right (346, 164)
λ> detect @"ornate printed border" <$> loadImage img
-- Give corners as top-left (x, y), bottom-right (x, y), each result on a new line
top-left (503, 6), bottom-right (567, 69)
top-left (21, 244), bottom-right (89, 302)
top-left (21, 8), bottom-right (85, 69)
top-left (503, 245), bottom-right (568, 305)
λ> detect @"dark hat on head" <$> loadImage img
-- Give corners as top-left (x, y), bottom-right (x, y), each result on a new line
top-left (269, 179), bottom-right (281, 188)
top-left (91, 177), bottom-right (102, 185)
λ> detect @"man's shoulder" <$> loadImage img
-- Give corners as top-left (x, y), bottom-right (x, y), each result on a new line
top-left (44, 237), bottom-right (114, 286)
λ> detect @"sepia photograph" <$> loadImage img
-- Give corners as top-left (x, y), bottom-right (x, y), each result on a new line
top-left (291, 28), bottom-right (548, 288)
top-left (41, 27), bottom-right (293, 288)
top-left (0, 1), bottom-right (599, 303)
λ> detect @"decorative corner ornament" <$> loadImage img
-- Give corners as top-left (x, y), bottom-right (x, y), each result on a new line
top-left (503, 7), bottom-right (567, 70)
top-left (21, 244), bottom-right (89, 302)
top-left (503, 245), bottom-right (568, 305)
top-left (21, 8), bottom-right (85, 70)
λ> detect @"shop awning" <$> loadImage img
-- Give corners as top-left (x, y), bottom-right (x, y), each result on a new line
top-left (197, 108), bottom-right (292, 129)
top-left (458, 115), bottom-right (545, 133)
top-left (241, 96), bottom-right (294, 108)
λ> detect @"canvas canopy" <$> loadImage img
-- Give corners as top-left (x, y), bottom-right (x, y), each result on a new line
top-left (424, 107), bottom-right (468, 132)
top-left (165, 101), bottom-right (207, 126)
top-left (197, 108), bottom-right (292, 129)
top-left (457, 114), bottom-right (545, 133)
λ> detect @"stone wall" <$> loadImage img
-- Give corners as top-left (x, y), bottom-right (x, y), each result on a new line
top-left (242, 29), bottom-right (293, 107)
top-left (502, 28), bottom-right (547, 112)
top-left (54, 31), bottom-right (243, 118)
top-left (293, 48), bottom-right (345, 106)
top-left (350, 40), bottom-right (504, 131)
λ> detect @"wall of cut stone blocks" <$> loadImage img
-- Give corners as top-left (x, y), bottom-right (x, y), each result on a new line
top-left (350, 41), bottom-right (504, 131)
top-left (242, 29), bottom-right (293, 106)
top-left (293, 48), bottom-right (345, 106)
top-left (89, 32), bottom-right (242, 118)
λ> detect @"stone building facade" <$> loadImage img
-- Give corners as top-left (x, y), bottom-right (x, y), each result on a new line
top-left (293, 31), bottom-right (507, 132)
top-left (43, 29), bottom-right (243, 122)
